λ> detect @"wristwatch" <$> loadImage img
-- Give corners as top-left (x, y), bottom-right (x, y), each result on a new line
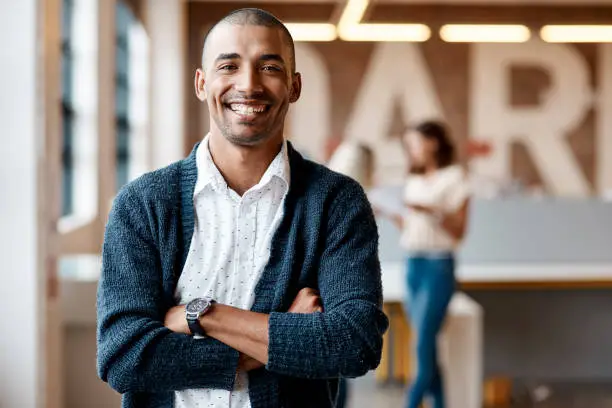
top-left (185, 297), bottom-right (215, 336)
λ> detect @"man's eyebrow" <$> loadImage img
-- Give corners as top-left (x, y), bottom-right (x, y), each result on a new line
top-left (214, 53), bottom-right (240, 63)
top-left (259, 54), bottom-right (285, 65)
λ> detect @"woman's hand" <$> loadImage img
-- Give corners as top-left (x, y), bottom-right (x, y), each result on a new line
top-left (372, 205), bottom-right (404, 229)
top-left (406, 203), bottom-right (436, 214)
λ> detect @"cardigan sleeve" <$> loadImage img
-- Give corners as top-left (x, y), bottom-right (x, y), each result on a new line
top-left (266, 181), bottom-right (389, 379)
top-left (96, 186), bottom-right (239, 394)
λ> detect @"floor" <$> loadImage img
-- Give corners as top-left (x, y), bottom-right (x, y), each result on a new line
top-left (348, 374), bottom-right (612, 407)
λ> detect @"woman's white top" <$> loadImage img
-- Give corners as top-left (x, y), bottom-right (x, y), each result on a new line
top-left (400, 164), bottom-right (470, 252)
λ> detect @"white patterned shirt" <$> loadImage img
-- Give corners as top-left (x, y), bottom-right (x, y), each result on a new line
top-left (174, 134), bottom-right (290, 408)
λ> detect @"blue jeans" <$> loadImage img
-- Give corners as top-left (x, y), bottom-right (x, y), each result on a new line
top-left (404, 253), bottom-right (456, 408)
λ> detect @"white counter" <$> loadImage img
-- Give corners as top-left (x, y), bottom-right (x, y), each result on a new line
top-left (381, 262), bottom-right (612, 301)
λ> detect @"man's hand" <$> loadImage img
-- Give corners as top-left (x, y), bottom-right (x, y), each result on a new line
top-left (238, 353), bottom-right (264, 372)
top-left (164, 305), bottom-right (190, 334)
top-left (289, 287), bottom-right (323, 313)
top-left (236, 287), bottom-right (322, 371)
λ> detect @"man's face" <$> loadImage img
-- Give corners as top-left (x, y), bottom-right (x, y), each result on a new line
top-left (196, 24), bottom-right (301, 147)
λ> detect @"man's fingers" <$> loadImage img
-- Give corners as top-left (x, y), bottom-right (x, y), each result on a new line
top-left (289, 287), bottom-right (323, 313)
top-left (312, 297), bottom-right (323, 313)
top-left (302, 289), bottom-right (318, 299)
top-left (299, 287), bottom-right (318, 295)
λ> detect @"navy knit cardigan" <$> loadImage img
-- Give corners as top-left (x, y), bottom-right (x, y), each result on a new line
top-left (96, 142), bottom-right (389, 407)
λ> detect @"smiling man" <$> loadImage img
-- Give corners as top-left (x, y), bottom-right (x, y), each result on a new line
top-left (96, 8), bottom-right (388, 408)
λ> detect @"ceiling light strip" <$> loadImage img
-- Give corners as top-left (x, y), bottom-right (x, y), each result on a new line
top-left (440, 24), bottom-right (531, 43)
top-left (285, 23), bottom-right (338, 42)
top-left (338, 0), bottom-right (369, 28)
top-left (541, 25), bottom-right (612, 43)
top-left (337, 0), bottom-right (431, 42)
top-left (340, 23), bottom-right (431, 42)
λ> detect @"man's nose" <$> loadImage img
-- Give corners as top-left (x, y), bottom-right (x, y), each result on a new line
top-left (234, 66), bottom-right (263, 95)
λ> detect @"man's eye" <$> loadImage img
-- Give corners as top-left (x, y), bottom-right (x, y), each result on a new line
top-left (262, 66), bottom-right (281, 72)
top-left (219, 65), bottom-right (237, 71)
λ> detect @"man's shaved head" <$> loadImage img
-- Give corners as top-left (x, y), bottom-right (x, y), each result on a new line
top-left (202, 8), bottom-right (296, 74)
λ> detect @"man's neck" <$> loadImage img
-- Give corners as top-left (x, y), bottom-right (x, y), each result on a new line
top-left (207, 132), bottom-right (284, 196)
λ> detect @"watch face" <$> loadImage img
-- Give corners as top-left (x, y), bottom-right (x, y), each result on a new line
top-left (186, 298), bottom-right (209, 314)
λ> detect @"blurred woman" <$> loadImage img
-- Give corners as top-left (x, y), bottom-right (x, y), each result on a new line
top-left (400, 121), bottom-right (471, 408)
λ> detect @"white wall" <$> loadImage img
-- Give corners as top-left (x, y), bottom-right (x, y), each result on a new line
top-left (146, 0), bottom-right (187, 169)
top-left (64, 326), bottom-right (122, 408)
top-left (0, 0), bottom-right (44, 407)
top-left (61, 279), bottom-right (122, 408)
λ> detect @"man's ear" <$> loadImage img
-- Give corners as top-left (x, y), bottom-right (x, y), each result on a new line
top-left (289, 72), bottom-right (302, 103)
top-left (194, 68), bottom-right (206, 101)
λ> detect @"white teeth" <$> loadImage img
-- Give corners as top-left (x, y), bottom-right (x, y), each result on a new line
top-left (230, 104), bottom-right (266, 115)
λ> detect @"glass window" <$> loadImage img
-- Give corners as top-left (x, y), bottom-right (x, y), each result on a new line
top-left (115, 1), bottom-right (133, 190)
top-left (61, 0), bottom-right (75, 216)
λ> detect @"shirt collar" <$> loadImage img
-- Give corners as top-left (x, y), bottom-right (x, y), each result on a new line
top-left (194, 133), bottom-right (290, 197)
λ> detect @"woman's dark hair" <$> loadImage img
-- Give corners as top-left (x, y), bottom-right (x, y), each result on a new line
top-left (407, 120), bottom-right (456, 174)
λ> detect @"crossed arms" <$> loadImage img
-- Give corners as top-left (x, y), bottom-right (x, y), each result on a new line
top-left (164, 287), bottom-right (322, 372)
top-left (96, 184), bottom-right (388, 394)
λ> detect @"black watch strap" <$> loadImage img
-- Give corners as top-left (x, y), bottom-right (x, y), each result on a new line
top-left (187, 316), bottom-right (206, 336)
